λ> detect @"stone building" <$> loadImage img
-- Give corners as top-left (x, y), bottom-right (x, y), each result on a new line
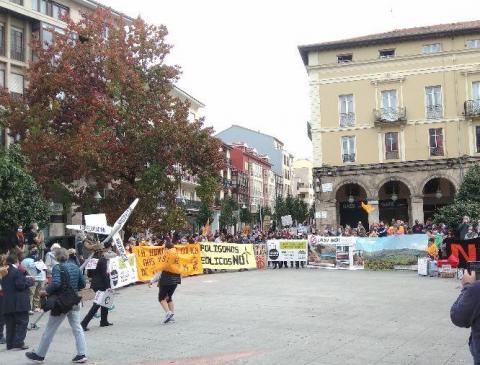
top-left (299, 20), bottom-right (480, 230)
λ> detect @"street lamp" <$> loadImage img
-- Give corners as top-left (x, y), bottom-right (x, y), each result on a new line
top-left (435, 189), bottom-right (443, 199)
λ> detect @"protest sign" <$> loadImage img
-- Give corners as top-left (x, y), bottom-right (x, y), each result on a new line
top-left (133, 244), bottom-right (203, 281)
top-left (307, 236), bottom-right (356, 269)
top-left (253, 243), bottom-right (267, 269)
top-left (108, 254), bottom-right (138, 289)
top-left (445, 237), bottom-right (480, 268)
top-left (94, 289), bottom-right (114, 309)
top-left (267, 240), bottom-right (308, 263)
top-left (281, 215), bottom-right (293, 227)
top-left (199, 242), bottom-right (257, 270)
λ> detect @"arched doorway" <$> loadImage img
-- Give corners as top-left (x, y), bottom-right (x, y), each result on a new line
top-left (422, 178), bottom-right (456, 222)
top-left (336, 183), bottom-right (368, 229)
top-left (378, 180), bottom-right (411, 224)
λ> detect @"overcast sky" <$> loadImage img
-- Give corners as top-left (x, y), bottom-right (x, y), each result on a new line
top-left (100, 0), bottom-right (479, 159)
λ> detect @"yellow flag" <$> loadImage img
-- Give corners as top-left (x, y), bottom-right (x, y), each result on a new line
top-left (202, 219), bottom-right (210, 236)
top-left (361, 202), bottom-right (375, 214)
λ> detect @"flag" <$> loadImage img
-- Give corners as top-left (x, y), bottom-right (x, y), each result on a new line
top-left (202, 219), bottom-right (210, 236)
top-left (361, 202), bottom-right (375, 214)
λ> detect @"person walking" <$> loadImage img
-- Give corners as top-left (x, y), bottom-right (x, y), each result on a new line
top-left (2, 254), bottom-right (34, 350)
top-left (25, 248), bottom-right (87, 363)
top-left (81, 245), bottom-right (113, 331)
top-left (149, 242), bottom-right (181, 324)
top-left (0, 253), bottom-right (8, 345)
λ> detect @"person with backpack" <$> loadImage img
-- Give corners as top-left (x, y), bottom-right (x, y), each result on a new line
top-left (21, 247), bottom-right (47, 314)
top-left (25, 248), bottom-right (87, 364)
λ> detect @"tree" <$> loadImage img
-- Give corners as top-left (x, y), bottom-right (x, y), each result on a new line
top-left (0, 146), bottom-right (49, 244)
top-left (219, 196), bottom-right (238, 231)
top-left (273, 195), bottom-right (286, 224)
top-left (0, 9), bottom-right (223, 234)
top-left (197, 202), bottom-right (214, 228)
top-left (292, 197), bottom-right (309, 224)
top-left (240, 207), bottom-right (252, 224)
top-left (434, 165), bottom-right (480, 230)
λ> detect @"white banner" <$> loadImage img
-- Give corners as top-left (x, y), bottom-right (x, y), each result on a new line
top-left (307, 235), bottom-right (356, 246)
top-left (108, 254), bottom-right (138, 289)
top-left (267, 240), bottom-right (308, 262)
top-left (94, 288), bottom-right (115, 308)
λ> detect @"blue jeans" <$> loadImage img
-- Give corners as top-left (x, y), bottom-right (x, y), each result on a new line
top-left (36, 305), bottom-right (87, 358)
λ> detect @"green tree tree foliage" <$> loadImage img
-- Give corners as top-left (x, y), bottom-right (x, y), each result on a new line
top-left (434, 165), bottom-right (480, 229)
top-left (0, 146), bottom-right (49, 242)
top-left (219, 196), bottom-right (238, 230)
top-left (273, 195), bottom-right (286, 224)
top-left (274, 194), bottom-right (309, 226)
top-left (196, 175), bottom-right (220, 208)
top-left (0, 9), bottom-right (223, 234)
top-left (239, 207), bottom-right (252, 224)
top-left (197, 202), bottom-right (214, 228)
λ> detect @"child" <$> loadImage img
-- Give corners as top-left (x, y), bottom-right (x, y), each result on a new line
top-left (149, 242), bottom-right (181, 324)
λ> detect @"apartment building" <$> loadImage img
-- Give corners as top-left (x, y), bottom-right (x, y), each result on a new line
top-left (230, 143), bottom-right (272, 213)
top-left (292, 159), bottom-right (314, 207)
top-left (299, 20), bottom-right (480, 230)
top-left (217, 125), bottom-right (294, 199)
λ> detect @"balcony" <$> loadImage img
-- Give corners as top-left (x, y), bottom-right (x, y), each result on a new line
top-left (222, 178), bottom-right (232, 189)
top-left (339, 112), bottom-right (355, 127)
top-left (374, 107), bottom-right (406, 126)
top-left (224, 157), bottom-right (232, 166)
top-left (426, 104), bottom-right (443, 119)
top-left (11, 49), bottom-right (24, 62)
top-left (385, 150), bottom-right (399, 160)
top-left (342, 153), bottom-right (355, 163)
top-left (465, 100), bottom-right (480, 117)
top-left (429, 146), bottom-right (444, 157)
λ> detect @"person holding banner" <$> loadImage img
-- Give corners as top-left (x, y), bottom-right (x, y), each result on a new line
top-left (149, 242), bottom-right (181, 324)
top-left (81, 244), bottom-right (113, 331)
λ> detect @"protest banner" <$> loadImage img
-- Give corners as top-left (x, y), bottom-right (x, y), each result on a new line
top-left (307, 236), bottom-right (356, 269)
top-left (267, 240), bottom-right (308, 263)
top-left (445, 237), bottom-right (480, 268)
top-left (199, 242), bottom-right (257, 270)
top-left (108, 254), bottom-right (138, 289)
top-left (253, 243), bottom-right (267, 269)
top-left (133, 244), bottom-right (203, 281)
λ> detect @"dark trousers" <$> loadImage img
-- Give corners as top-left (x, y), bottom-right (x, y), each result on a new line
top-left (4, 311), bottom-right (29, 349)
top-left (81, 303), bottom-right (108, 327)
top-left (0, 296), bottom-right (4, 338)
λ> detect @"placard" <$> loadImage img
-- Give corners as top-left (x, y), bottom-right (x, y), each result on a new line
top-left (267, 240), bottom-right (308, 262)
top-left (254, 243), bottom-right (267, 269)
top-left (199, 242), bottom-right (257, 270)
top-left (108, 254), bottom-right (138, 289)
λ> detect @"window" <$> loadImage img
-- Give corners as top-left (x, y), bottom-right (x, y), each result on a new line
top-left (473, 81), bottom-right (480, 101)
top-left (429, 128), bottom-right (444, 156)
top-left (467, 39), bottom-right (480, 49)
top-left (476, 126), bottom-right (480, 153)
top-left (425, 86), bottom-right (443, 119)
top-left (10, 73), bottom-right (24, 96)
top-left (32, 0), bottom-right (69, 19)
top-left (339, 94), bottom-right (355, 127)
top-left (0, 70), bottom-right (4, 88)
top-left (10, 0), bottom-right (23, 5)
top-left (379, 49), bottom-right (395, 58)
top-left (380, 90), bottom-right (398, 121)
top-left (385, 132), bottom-right (399, 160)
top-left (341, 136), bottom-right (356, 163)
top-left (0, 23), bottom-right (4, 56)
top-left (10, 27), bottom-right (24, 61)
top-left (422, 43), bottom-right (441, 54)
top-left (337, 54), bottom-right (352, 63)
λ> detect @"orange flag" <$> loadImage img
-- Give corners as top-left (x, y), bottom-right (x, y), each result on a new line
top-left (202, 219), bottom-right (210, 236)
top-left (361, 202), bottom-right (375, 214)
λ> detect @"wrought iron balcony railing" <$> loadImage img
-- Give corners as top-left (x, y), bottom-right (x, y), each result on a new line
top-left (374, 107), bottom-right (406, 124)
top-left (465, 100), bottom-right (480, 117)
top-left (339, 112), bottom-right (355, 127)
top-left (429, 146), bottom-right (444, 157)
top-left (426, 104), bottom-right (443, 119)
top-left (342, 153), bottom-right (355, 163)
top-left (385, 150), bottom-right (399, 160)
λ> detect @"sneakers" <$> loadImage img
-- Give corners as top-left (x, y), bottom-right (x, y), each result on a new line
top-left (99, 322), bottom-right (113, 327)
top-left (26, 352), bottom-right (45, 363)
top-left (72, 354), bottom-right (88, 363)
top-left (169, 315), bottom-right (175, 323)
top-left (163, 311), bottom-right (174, 324)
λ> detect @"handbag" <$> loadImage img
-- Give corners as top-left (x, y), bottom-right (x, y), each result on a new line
top-left (41, 264), bottom-right (81, 316)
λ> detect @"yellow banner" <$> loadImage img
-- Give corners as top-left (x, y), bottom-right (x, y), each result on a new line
top-left (279, 241), bottom-right (308, 250)
top-left (133, 244), bottom-right (203, 281)
top-left (200, 242), bottom-right (257, 270)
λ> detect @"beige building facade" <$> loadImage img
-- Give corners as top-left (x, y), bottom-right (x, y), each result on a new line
top-left (299, 21), bottom-right (480, 230)
top-left (292, 159), bottom-right (314, 207)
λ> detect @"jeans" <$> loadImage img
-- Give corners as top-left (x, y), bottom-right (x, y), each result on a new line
top-left (36, 306), bottom-right (87, 358)
top-left (4, 311), bottom-right (29, 349)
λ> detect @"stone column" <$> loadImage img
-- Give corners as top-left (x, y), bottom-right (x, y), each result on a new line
top-left (410, 196), bottom-right (424, 225)
top-left (368, 200), bottom-right (379, 227)
top-left (315, 199), bottom-right (337, 233)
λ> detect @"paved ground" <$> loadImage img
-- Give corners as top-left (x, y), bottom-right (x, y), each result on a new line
top-left (1, 269), bottom-right (472, 365)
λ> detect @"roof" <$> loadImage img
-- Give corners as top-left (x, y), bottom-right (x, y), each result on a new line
top-left (172, 85), bottom-right (205, 108)
top-left (217, 125), bottom-right (285, 146)
top-left (72, 0), bottom-right (135, 22)
top-left (298, 20), bottom-right (480, 65)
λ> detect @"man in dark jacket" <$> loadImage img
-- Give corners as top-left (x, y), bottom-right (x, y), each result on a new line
top-left (2, 254), bottom-right (34, 350)
top-left (451, 270), bottom-right (480, 364)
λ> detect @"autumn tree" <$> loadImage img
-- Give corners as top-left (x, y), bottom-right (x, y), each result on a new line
top-left (0, 8), bottom-right (223, 234)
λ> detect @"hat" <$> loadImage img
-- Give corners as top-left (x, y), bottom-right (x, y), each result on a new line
top-left (50, 243), bottom-right (61, 250)
top-left (68, 248), bottom-right (76, 255)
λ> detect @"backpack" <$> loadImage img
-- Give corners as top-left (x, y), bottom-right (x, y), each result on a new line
top-left (42, 264), bottom-right (81, 316)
